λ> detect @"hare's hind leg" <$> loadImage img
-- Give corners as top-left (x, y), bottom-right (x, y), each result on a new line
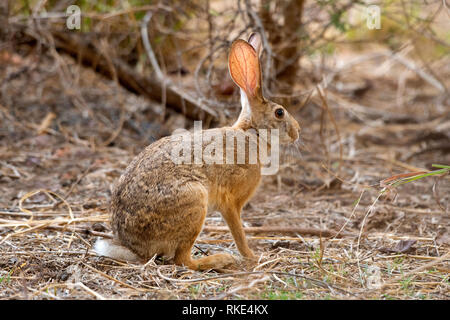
top-left (175, 241), bottom-right (236, 271)
top-left (173, 199), bottom-right (235, 270)
top-left (172, 183), bottom-right (236, 270)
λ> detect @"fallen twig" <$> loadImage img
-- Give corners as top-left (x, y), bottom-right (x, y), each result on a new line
top-left (203, 226), bottom-right (353, 238)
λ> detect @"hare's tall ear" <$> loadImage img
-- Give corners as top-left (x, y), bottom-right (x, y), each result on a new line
top-left (228, 39), bottom-right (263, 101)
top-left (248, 32), bottom-right (262, 57)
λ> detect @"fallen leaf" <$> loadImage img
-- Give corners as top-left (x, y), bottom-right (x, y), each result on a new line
top-left (435, 228), bottom-right (449, 246)
top-left (379, 239), bottom-right (417, 254)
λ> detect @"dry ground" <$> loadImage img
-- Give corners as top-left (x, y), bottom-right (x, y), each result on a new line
top-left (0, 42), bottom-right (449, 300)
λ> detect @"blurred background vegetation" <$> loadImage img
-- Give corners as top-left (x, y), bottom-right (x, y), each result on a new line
top-left (3, 0), bottom-right (448, 120)
top-left (1, 0), bottom-right (448, 163)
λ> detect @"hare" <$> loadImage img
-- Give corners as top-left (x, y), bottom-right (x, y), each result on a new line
top-left (94, 33), bottom-right (300, 270)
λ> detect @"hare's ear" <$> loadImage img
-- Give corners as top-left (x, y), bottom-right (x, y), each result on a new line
top-left (248, 32), bottom-right (262, 57)
top-left (228, 39), bottom-right (263, 101)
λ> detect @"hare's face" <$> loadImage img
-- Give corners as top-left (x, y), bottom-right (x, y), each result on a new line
top-left (251, 100), bottom-right (301, 144)
top-left (229, 34), bottom-right (300, 144)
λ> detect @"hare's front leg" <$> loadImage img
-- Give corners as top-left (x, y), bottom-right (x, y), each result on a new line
top-left (221, 206), bottom-right (256, 260)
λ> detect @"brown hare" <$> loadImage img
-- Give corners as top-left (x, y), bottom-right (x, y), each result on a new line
top-left (94, 33), bottom-right (301, 270)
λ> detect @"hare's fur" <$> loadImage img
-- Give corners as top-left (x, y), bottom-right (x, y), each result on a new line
top-left (94, 34), bottom-right (300, 270)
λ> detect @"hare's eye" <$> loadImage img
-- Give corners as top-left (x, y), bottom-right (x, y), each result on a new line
top-left (275, 108), bottom-right (284, 119)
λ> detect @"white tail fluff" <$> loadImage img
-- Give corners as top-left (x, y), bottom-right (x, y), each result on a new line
top-left (93, 238), bottom-right (139, 262)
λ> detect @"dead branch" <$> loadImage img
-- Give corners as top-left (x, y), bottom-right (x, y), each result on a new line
top-left (50, 29), bottom-right (217, 123)
top-left (203, 226), bottom-right (354, 238)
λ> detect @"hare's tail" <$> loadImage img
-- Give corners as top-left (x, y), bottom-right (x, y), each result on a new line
top-left (93, 238), bottom-right (139, 262)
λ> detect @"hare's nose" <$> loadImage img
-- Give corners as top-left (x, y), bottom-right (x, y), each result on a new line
top-left (295, 119), bottom-right (301, 133)
top-left (288, 119), bottom-right (301, 141)
top-left (289, 125), bottom-right (300, 141)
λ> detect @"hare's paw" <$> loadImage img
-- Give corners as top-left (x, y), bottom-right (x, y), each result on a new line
top-left (211, 253), bottom-right (237, 269)
top-left (243, 250), bottom-right (257, 261)
top-left (235, 253), bottom-right (259, 270)
top-left (195, 253), bottom-right (237, 270)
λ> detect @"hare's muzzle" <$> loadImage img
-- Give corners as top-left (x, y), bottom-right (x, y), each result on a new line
top-left (288, 117), bottom-right (301, 142)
